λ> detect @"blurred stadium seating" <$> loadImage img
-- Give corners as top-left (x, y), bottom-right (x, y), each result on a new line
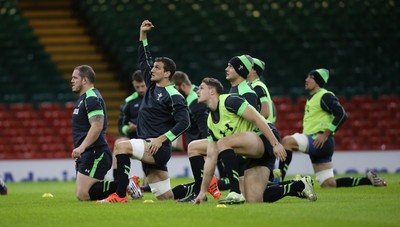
top-left (0, 0), bottom-right (74, 105)
top-left (0, 0), bottom-right (399, 159)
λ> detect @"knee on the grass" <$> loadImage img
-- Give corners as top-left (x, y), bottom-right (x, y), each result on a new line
top-left (76, 190), bottom-right (90, 201)
top-left (149, 178), bottom-right (172, 200)
top-left (245, 193), bottom-right (263, 203)
top-left (317, 168), bottom-right (336, 188)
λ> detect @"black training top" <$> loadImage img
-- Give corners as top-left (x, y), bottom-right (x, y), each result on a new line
top-left (136, 40), bottom-right (190, 141)
top-left (72, 87), bottom-right (109, 149)
top-left (185, 85), bottom-right (209, 144)
top-left (118, 92), bottom-right (143, 138)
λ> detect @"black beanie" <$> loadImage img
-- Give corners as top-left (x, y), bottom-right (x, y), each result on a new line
top-left (252, 58), bottom-right (265, 76)
top-left (309, 69), bottom-right (329, 87)
top-left (228, 55), bottom-right (254, 78)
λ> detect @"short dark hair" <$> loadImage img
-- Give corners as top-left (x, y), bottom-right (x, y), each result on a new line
top-left (155, 57), bottom-right (176, 79)
top-left (171, 71), bottom-right (191, 86)
top-left (74, 65), bottom-right (96, 83)
top-left (202, 77), bottom-right (224, 95)
top-left (131, 70), bottom-right (144, 82)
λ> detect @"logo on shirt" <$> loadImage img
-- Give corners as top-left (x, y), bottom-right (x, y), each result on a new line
top-left (73, 100), bottom-right (83, 115)
top-left (157, 93), bottom-right (163, 101)
top-left (220, 123), bottom-right (234, 137)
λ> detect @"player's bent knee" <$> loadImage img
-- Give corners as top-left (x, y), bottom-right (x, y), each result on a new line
top-left (316, 168), bottom-right (334, 186)
top-left (75, 190), bottom-right (90, 201)
top-left (114, 141), bottom-right (129, 155)
top-left (216, 138), bottom-right (229, 150)
top-left (187, 140), bottom-right (206, 157)
top-left (245, 195), bottom-right (263, 203)
top-left (281, 136), bottom-right (292, 146)
top-left (288, 133), bottom-right (308, 152)
top-left (128, 139), bottom-right (145, 159)
top-left (149, 178), bottom-right (171, 198)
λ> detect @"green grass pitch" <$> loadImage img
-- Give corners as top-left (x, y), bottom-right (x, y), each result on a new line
top-left (1, 174), bottom-right (399, 227)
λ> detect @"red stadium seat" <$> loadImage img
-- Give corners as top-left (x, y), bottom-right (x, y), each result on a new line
top-left (0, 119), bottom-right (19, 129)
top-left (377, 95), bottom-right (400, 104)
top-left (21, 119), bottom-right (48, 128)
top-left (0, 104), bottom-right (8, 112)
top-left (9, 103), bottom-right (34, 112)
top-left (350, 95), bottom-right (374, 106)
top-left (51, 119), bottom-right (71, 128)
top-left (0, 111), bottom-right (13, 120)
top-left (272, 96), bottom-right (292, 106)
top-left (337, 95), bottom-right (348, 105)
top-left (0, 127), bottom-right (26, 136)
top-left (64, 102), bottom-right (76, 115)
top-left (38, 102), bottom-right (63, 113)
top-left (295, 96), bottom-right (307, 109)
top-left (14, 108), bottom-right (40, 119)
top-left (40, 143), bottom-right (66, 153)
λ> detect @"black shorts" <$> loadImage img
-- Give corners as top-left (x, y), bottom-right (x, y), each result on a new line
top-left (142, 142), bottom-right (172, 175)
top-left (75, 146), bottom-right (112, 180)
top-left (245, 124), bottom-right (281, 181)
top-left (237, 155), bottom-right (249, 177)
top-left (307, 135), bottom-right (335, 164)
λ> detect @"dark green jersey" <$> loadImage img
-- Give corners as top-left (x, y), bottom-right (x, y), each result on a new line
top-left (72, 87), bottom-right (109, 149)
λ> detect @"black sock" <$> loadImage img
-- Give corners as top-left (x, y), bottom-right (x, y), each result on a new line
top-left (336, 177), bottom-right (371, 187)
top-left (189, 156), bottom-right (205, 194)
top-left (220, 149), bottom-right (240, 194)
top-left (267, 180), bottom-right (294, 187)
top-left (172, 182), bottom-right (195, 199)
top-left (89, 180), bottom-right (117, 200)
top-left (278, 150), bottom-right (292, 181)
top-left (263, 180), bottom-right (304, 202)
top-left (141, 184), bottom-right (151, 192)
top-left (116, 154), bottom-right (131, 198)
top-left (113, 168), bottom-right (117, 180)
top-left (217, 159), bottom-right (226, 178)
top-left (218, 177), bottom-right (230, 191)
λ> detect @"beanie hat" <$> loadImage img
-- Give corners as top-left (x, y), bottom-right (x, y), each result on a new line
top-left (252, 58), bottom-right (265, 76)
top-left (228, 55), bottom-right (254, 78)
top-left (309, 68), bottom-right (329, 87)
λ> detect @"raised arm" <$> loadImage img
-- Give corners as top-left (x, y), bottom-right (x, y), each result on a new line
top-left (139, 20), bottom-right (154, 41)
top-left (138, 20), bottom-right (155, 86)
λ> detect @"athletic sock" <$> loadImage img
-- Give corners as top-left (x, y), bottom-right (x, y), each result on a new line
top-left (113, 168), bottom-right (117, 180)
top-left (218, 177), bottom-right (230, 191)
top-left (217, 159), bottom-right (226, 178)
top-left (278, 150), bottom-right (292, 180)
top-left (116, 154), bottom-right (131, 198)
top-left (172, 182), bottom-right (195, 199)
top-left (189, 155), bottom-right (205, 194)
top-left (89, 180), bottom-right (117, 200)
top-left (267, 179), bottom-right (294, 186)
top-left (219, 149), bottom-right (240, 194)
top-left (263, 180), bottom-right (304, 202)
top-left (336, 177), bottom-right (371, 187)
top-left (141, 184), bottom-right (151, 192)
